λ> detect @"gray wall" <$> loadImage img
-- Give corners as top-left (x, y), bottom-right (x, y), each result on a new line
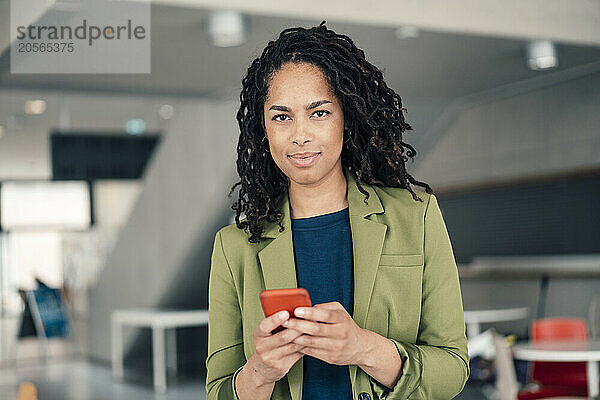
top-left (413, 71), bottom-right (600, 336)
top-left (414, 71), bottom-right (600, 188)
top-left (87, 99), bottom-right (239, 362)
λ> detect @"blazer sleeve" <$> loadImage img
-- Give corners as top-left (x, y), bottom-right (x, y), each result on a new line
top-left (369, 193), bottom-right (470, 400)
top-left (205, 229), bottom-right (247, 400)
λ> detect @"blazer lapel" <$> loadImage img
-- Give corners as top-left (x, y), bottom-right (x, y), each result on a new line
top-left (343, 166), bottom-right (387, 387)
top-left (258, 191), bottom-right (302, 400)
top-left (257, 165), bottom-right (386, 400)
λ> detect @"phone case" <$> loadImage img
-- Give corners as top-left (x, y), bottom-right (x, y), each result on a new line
top-left (259, 288), bottom-right (312, 333)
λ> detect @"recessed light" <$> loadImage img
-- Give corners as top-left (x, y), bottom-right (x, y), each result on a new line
top-left (158, 104), bottom-right (175, 120)
top-left (126, 118), bottom-right (146, 135)
top-left (395, 26), bottom-right (419, 39)
top-left (25, 99), bottom-right (47, 115)
top-left (207, 10), bottom-right (248, 47)
top-left (526, 40), bottom-right (558, 71)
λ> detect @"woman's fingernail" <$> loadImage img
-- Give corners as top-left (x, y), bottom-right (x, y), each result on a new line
top-left (295, 308), bottom-right (305, 316)
top-left (279, 311), bottom-right (289, 320)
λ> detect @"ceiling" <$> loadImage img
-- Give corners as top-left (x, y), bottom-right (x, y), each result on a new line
top-left (1, 4), bottom-right (600, 98)
top-left (0, 3), bottom-right (599, 162)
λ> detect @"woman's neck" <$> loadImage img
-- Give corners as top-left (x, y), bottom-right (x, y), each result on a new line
top-left (288, 166), bottom-right (348, 219)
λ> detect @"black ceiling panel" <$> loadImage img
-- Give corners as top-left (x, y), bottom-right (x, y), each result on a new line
top-left (50, 131), bottom-right (161, 180)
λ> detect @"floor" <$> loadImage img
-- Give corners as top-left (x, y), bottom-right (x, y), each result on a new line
top-left (0, 355), bottom-right (487, 400)
top-left (0, 312), bottom-right (489, 399)
top-left (0, 356), bottom-right (207, 400)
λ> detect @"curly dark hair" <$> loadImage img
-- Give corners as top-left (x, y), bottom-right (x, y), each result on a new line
top-left (228, 20), bottom-right (433, 243)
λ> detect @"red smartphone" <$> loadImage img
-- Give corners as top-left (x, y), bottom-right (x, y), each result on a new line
top-left (259, 288), bottom-right (312, 334)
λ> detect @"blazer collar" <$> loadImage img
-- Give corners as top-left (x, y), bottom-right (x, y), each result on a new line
top-left (257, 165), bottom-right (387, 400)
top-left (261, 165), bottom-right (384, 239)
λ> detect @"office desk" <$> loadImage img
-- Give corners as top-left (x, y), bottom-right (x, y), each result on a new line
top-left (464, 307), bottom-right (529, 337)
top-left (111, 308), bottom-right (208, 393)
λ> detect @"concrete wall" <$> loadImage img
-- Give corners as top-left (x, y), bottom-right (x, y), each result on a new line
top-left (87, 99), bottom-right (239, 363)
top-left (413, 71), bottom-right (600, 337)
top-left (414, 71), bottom-right (600, 189)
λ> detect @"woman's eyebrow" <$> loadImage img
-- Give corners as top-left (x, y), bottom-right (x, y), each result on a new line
top-left (268, 99), bottom-right (333, 112)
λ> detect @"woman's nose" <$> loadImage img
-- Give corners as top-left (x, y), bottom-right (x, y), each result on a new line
top-left (291, 121), bottom-right (311, 145)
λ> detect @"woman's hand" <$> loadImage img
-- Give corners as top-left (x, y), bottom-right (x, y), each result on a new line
top-left (250, 310), bottom-right (307, 384)
top-left (282, 301), bottom-right (368, 366)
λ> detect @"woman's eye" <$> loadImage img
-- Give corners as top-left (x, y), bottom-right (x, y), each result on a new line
top-left (312, 110), bottom-right (330, 118)
top-left (272, 111), bottom-right (329, 122)
top-left (272, 114), bottom-right (289, 122)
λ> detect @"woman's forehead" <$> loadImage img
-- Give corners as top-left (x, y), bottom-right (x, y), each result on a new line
top-left (266, 63), bottom-right (336, 105)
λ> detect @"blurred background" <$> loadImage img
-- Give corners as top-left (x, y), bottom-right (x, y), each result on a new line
top-left (0, 1), bottom-right (599, 399)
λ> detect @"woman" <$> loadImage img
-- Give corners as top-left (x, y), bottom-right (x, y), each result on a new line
top-left (206, 21), bottom-right (469, 400)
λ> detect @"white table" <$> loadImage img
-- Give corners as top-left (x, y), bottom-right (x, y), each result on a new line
top-left (464, 307), bottom-right (529, 338)
top-left (111, 308), bottom-right (209, 393)
top-left (512, 339), bottom-right (600, 399)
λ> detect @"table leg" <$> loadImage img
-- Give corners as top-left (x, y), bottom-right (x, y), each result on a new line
top-left (166, 328), bottom-right (177, 375)
top-left (587, 360), bottom-right (599, 399)
top-left (111, 319), bottom-right (123, 379)
top-left (153, 326), bottom-right (167, 393)
top-left (536, 274), bottom-right (549, 319)
top-left (0, 315), bottom-right (4, 362)
top-left (467, 322), bottom-right (481, 338)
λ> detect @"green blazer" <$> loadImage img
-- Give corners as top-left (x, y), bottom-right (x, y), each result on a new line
top-left (206, 166), bottom-right (469, 400)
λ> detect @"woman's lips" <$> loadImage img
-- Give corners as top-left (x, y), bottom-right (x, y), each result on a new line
top-left (287, 152), bottom-right (321, 167)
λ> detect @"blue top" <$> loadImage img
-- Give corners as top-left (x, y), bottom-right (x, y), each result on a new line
top-left (291, 206), bottom-right (354, 400)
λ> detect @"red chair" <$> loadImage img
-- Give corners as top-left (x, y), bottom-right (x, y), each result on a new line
top-left (531, 318), bottom-right (588, 341)
top-left (518, 318), bottom-right (588, 399)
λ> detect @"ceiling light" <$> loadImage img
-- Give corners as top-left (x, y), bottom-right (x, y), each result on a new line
top-left (207, 10), bottom-right (248, 47)
top-left (126, 118), bottom-right (146, 135)
top-left (526, 40), bottom-right (558, 71)
top-left (158, 104), bottom-right (175, 120)
top-left (25, 99), bottom-right (47, 115)
top-left (395, 26), bottom-right (419, 39)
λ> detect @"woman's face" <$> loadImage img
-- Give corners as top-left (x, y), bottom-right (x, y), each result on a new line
top-left (263, 62), bottom-right (345, 187)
